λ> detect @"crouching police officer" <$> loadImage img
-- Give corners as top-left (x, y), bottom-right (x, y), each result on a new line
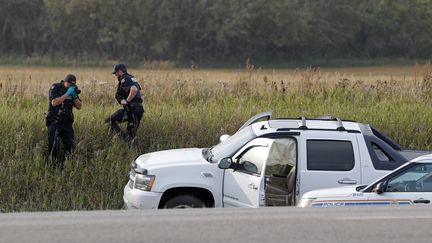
top-left (108, 64), bottom-right (144, 145)
top-left (46, 74), bottom-right (82, 168)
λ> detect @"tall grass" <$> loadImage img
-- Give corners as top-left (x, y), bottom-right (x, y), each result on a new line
top-left (0, 65), bottom-right (432, 212)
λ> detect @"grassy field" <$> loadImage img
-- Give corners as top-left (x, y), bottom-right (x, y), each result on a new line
top-left (0, 64), bottom-right (432, 212)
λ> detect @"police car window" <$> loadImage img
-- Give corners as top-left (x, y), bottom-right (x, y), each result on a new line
top-left (387, 164), bottom-right (432, 192)
top-left (237, 146), bottom-right (268, 176)
top-left (307, 140), bottom-right (354, 171)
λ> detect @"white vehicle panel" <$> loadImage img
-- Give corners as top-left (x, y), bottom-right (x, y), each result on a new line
top-left (127, 148), bottom-right (224, 208)
top-left (223, 138), bottom-right (273, 207)
top-left (356, 134), bottom-right (389, 183)
top-left (298, 131), bottom-right (361, 198)
top-left (300, 159), bottom-right (432, 207)
top-left (123, 185), bottom-right (163, 209)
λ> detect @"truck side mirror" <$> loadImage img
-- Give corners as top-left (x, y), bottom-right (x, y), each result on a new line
top-left (218, 157), bottom-right (234, 169)
top-left (219, 134), bottom-right (231, 143)
top-left (373, 182), bottom-right (385, 194)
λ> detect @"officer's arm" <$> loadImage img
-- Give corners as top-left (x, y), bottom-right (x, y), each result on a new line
top-left (126, 86), bottom-right (138, 103)
top-left (73, 98), bottom-right (82, 110)
top-left (51, 93), bottom-right (68, 107)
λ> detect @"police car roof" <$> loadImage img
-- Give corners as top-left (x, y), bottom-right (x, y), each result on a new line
top-left (410, 154), bottom-right (432, 163)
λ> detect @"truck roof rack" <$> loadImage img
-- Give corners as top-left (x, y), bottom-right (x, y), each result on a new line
top-left (273, 116), bottom-right (356, 123)
top-left (315, 114), bottom-right (333, 119)
top-left (270, 116), bottom-right (356, 132)
top-left (299, 117), bottom-right (308, 130)
top-left (336, 117), bottom-right (346, 131)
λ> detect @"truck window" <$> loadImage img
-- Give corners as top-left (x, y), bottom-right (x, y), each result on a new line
top-left (211, 126), bottom-right (256, 162)
top-left (237, 146), bottom-right (268, 176)
top-left (359, 123), bottom-right (406, 171)
top-left (307, 140), bottom-right (355, 171)
top-left (372, 143), bottom-right (391, 162)
top-left (264, 138), bottom-right (297, 207)
top-left (265, 138), bottom-right (297, 176)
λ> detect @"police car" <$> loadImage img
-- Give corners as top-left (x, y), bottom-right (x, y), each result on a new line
top-left (298, 154), bottom-right (432, 207)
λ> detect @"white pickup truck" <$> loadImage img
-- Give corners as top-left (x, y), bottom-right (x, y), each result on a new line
top-left (123, 111), bottom-right (430, 209)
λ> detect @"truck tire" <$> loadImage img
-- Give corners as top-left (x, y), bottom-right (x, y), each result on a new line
top-left (164, 195), bottom-right (205, 208)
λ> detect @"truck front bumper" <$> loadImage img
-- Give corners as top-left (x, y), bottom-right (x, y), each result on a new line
top-left (123, 184), bottom-right (163, 209)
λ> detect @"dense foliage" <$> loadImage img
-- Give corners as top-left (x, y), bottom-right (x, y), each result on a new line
top-left (2, 0), bottom-right (432, 64)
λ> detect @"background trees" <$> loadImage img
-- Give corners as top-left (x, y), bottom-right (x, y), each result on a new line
top-left (1, 0), bottom-right (432, 64)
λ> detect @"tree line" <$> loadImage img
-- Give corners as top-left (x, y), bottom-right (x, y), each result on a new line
top-left (1, 0), bottom-right (432, 64)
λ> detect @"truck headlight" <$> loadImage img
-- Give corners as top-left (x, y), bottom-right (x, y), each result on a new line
top-left (134, 174), bottom-right (155, 191)
top-left (298, 198), bottom-right (316, 207)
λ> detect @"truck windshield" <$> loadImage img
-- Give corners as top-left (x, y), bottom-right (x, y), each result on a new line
top-left (205, 127), bottom-right (256, 163)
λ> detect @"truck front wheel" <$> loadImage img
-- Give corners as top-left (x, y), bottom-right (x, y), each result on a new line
top-left (164, 195), bottom-right (205, 208)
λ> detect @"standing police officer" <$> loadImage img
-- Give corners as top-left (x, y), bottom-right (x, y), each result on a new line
top-left (46, 74), bottom-right (82, 168)
top-left (109, 64), bottom-right (144, 145)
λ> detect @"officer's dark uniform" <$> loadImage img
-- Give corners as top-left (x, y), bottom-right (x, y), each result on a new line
top-left (109, 72), bottom-right (144, 142)
top-left (46, 80), bottom-right (79, 167)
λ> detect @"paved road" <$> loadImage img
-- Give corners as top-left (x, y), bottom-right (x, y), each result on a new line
top-left (1, 206), bottom-right (432, 243)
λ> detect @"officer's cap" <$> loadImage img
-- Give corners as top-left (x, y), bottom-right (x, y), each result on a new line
top-left (112, 63), bottom-right (127, 74)
top-left (64, 74), bottom-right (77, 84)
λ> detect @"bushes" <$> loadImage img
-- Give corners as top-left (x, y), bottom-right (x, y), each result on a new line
top-left (2, 1), bottom-right (432, 62)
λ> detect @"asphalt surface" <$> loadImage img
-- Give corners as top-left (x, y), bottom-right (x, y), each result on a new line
top-left (1, 206), bottom-right (432, 243)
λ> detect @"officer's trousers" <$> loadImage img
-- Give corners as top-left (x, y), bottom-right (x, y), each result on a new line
top-left (109, 103), bottom-right (144, 142)
top-left (48, 122), bottom-right (75, 168)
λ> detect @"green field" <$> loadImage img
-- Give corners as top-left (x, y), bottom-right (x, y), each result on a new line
top-left (1, 65), bottom-right (432, 212)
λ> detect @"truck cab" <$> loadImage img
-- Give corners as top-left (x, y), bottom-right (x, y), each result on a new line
top-left (123, 111), bottom-right (430, 209)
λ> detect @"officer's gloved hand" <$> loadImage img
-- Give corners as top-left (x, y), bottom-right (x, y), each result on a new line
top-left (66, 86), bottom-right (76, 96)
top-left (72, 92), bottom-right (78, 99)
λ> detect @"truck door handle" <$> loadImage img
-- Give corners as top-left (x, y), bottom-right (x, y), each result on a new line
top-left (248, 183), bottom-right (258, 190)
top-left (338, 179), bottom-right (357, 185)
top-left (413, 199), bottom-right (430, 204)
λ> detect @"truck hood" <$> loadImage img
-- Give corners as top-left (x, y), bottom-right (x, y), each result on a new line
top-left (135, 148), bottom-right (208, 169)
top-left (302, 185), bottom-right (361, 199)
